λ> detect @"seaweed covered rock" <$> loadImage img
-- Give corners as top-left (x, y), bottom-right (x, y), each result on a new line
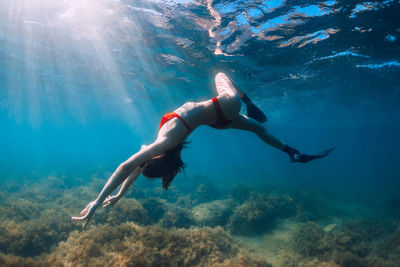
top-left (291, 221), bottom-right (327, 257)
top-left (160, 206), bottom-right (195, 228)
top-left (229, 183), bottom-right (253, 204)
top-left (150, 185), bottom-right (183, 203)
top-left (375, 225), bottom-right (400, 260)
top-left (46, 223), bottom-right (271, 267)
top-left (290, 218), bottom-right (400, 266)
top-left (99, 198), bottom-right (150, 226)
top-left (0, 209), bottom-right (75, 257)
top-left (140, 197), bottom-right (168, 224)
top-left (290, 220), bottom-right (376, 259)
top-left (124, 185), bottom-right (146, 200)
top-left (193, 183), bottom-right (220, 203)
top-left (327, 218), bottom-right (389, 258)
top-left (25, 176), bottom-right (67, 204)
top-left (0, 198), bottom-right (43, 221)
top-left (0, 220), bottom-right (27, 255)
top-left (0, 253), bottom-right (41, 267)
top-left (228, 194), bottom-right (296, 235)
top-left (290, 189), bottom-right (332, 222)
top-left (281, 257), bottom-right (339, 267)
top-left (335, 253), bottom-right (369, 267)
top-left (192, 199), bottom-right (235, 227)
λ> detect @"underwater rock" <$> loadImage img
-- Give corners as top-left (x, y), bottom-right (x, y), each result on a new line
top-left (0, 253), bottom-right (41, 267)
top-left (192, 199), bottom-right (235, 227)
top-left (290, 218), bottom-right (400, 266)
top-left (1, 198), bottom-right (42, 221)
top-left (228, 194), bottom-right (296, 235)
top-left (29, 176), bottom-right (67, 203)
top-left (6, 176), bottom-right (67, 205)
top-left (229, 183), bottom-right (253, 204)
top-left (149, 185), bottom-right (183, 203)
top-left (46, 223), bottom-right (271, 267)
top-left (291, 221), bottom-right (327, 258)
top-left (291, 219), bottom-right (381, 259)
top-left (378, 225), bottom-right (400, 258)
top-left (140, 197), bottom-right (167, 224)
top-left (160, 206), bottom-right (195, 228)
top-left (334, 253), bottom-right (369, 267)
top-left (193, 183), bottom-right (220, 203)
top-left (0, 209), bottom-right (75, 257)
top-left (327, 218), bottom-right (389, 258)
top-left (0, 220), bottom-right (27, 255)
top-left (281, 257), bottom-right (339, 267)
top-left (323, 223), bottom-right (337, 232)
top-left (291, 189), bottom-right (332, 222)
top-left (174, 194), bottom-right (199, 209)
top-left (99, 198), bottom-right (150, 226)
top-left (124, 185), bottom-right (147, 200)
top-left (1, 175), bottom-right (398, 266)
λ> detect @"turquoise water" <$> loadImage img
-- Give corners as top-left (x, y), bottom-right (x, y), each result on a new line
top-left (0, 0), bottom-right (399, 266)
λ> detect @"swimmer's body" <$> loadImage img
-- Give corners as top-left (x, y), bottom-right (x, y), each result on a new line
top-left (72, 72), bottom-right (334, 229)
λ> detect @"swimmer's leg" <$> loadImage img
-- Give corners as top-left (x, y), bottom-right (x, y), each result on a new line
top-left (230, 114), bottom-right (284, 150)
top-left (215, 72), bottom-right (239, 98)
top-left (231, 114), bottom-right (334, 162)
top-left (214, 72), bottom-right (241, 119)
top-left (229, 79), bottom-right (267, 123)
top-left (215, 72), bottom-right (267, 123)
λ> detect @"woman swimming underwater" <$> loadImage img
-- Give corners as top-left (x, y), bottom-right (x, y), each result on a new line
top-left (72, 72), bottom-right (334, 228)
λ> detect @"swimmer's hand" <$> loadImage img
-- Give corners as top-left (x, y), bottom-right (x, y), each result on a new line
top-left (71, 201), bottom-right (99, 230)
top-left (102, 195), bottom-right (121, 208)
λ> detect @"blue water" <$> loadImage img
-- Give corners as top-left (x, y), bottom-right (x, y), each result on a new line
top-left (0, 0), bottom-right (400, 265)
top-left (1, 0), bottom-right (399, 193)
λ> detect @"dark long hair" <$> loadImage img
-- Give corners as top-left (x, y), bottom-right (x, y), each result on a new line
top-left (141, 142), bottom-right (188, 190)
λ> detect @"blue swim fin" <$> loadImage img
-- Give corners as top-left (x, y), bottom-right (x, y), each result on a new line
top-left (242, 94), bottom-right (267, 123)
top-left (284, 146), bottom-right (335, 163)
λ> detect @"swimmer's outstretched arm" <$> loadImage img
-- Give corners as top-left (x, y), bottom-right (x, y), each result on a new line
top-left (103, 167), bottom-right (142, 208)
top-left (72, 139), bottom-right (171, 229)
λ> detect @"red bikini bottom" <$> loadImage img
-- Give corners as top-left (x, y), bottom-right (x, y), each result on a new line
top-left (159, 112), bottom-right (192, 132)
top-left (209, 97), bottom-right (232, 129)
